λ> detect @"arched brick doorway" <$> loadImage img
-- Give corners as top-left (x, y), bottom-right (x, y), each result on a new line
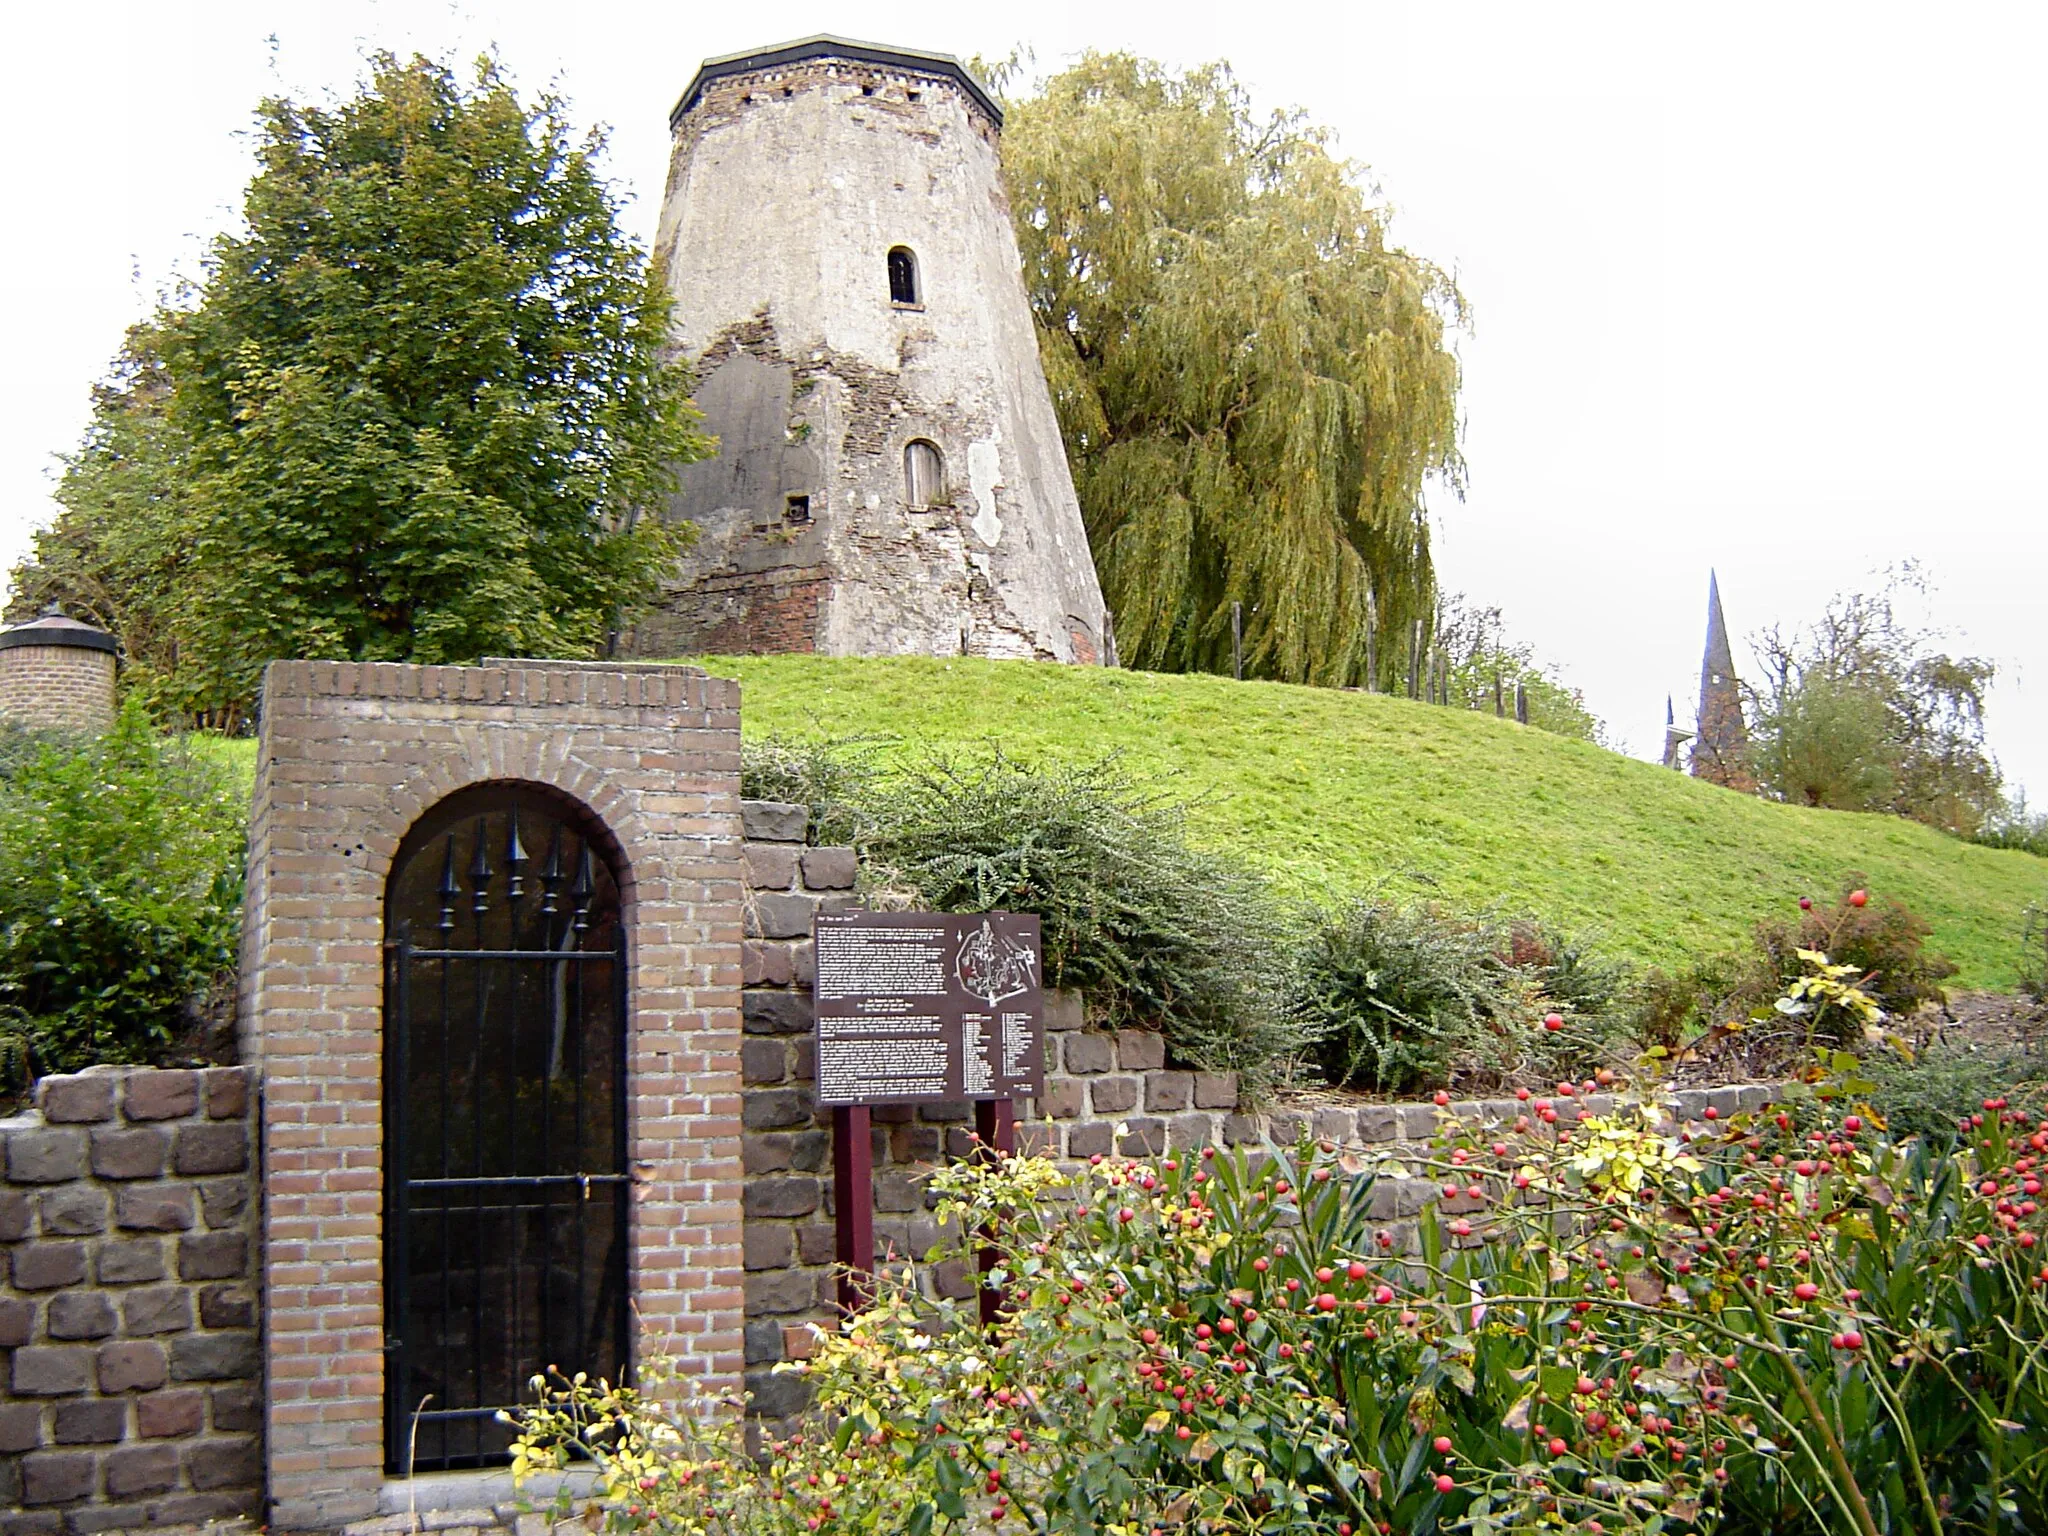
top-left (243, 659), bottom-right (746, 1530)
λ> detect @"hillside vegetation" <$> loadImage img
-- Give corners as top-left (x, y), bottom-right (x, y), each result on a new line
top-left (690, 654), bottom-right (2045, 986)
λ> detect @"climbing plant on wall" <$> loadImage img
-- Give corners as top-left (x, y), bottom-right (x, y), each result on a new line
top-left (996, 53), bottom-right (1466, 687)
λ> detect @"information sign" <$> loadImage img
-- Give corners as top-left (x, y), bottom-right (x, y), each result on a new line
top-left (813, 910), bottom-right (1044, 1106)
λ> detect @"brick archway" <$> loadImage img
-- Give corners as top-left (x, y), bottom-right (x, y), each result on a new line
top-left (240, 660), bottom-right (745, 1529)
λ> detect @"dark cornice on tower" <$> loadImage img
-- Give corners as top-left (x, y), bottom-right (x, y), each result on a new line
top-left (670, 36), bottom-right (1003, 130)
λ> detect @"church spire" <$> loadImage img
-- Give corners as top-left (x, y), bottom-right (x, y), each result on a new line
top-left (1690, 571), bottom-right (1756, 791)
top-left (1661, 694), bottom-right (1692, 769)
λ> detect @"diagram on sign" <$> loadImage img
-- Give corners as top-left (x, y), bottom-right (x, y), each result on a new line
top-left (955, 916), bottom-right (1039, 1008)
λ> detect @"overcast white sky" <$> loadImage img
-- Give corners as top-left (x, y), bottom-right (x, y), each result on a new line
top-left (4, 1), bottom-right (2042, 797)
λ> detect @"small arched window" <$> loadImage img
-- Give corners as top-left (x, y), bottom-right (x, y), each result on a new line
top-left (887, 246), bottom-right (919, 306)
top-left (904, 440), bottom-right (944, 509)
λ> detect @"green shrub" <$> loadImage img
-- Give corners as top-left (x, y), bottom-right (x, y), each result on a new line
top-left (1865, 1039), bottom-right (2047, 1144)
top-left (1503, 918), bottom-right (1629, 1019)
top-left (861, 751), bottom-right (1300, 1090)
top-left (1288, 899), bottom-right (1627, 1094)
top-left (0, 701), bottom-right (247, 1077)
top-left (1974, 796), bottom-right (2048, 858)
top-left (1755, 876), bottom-right (1956, 1020)
top-left (1290, 898), bottom-right (1538, 1094)
top-left (739, 734), bottom-right (885, 847)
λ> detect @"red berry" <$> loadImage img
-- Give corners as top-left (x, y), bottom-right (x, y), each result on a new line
top-left (1548, 1437), bottom-right (1568, 1456)
top-left (1434, 1090), bottom-right (1451, 1106)
top-left (1793, 1282), bottom-right (1819, 1301)
top-left (1849, 889), bottom-right (1868, 907)
top-left (1434, 1435), bottom-right (1453, 1453)
top-left (1435, 1474), bottom-right (1456, 1493)
top-left (1544, 1013), bottom-right (1563, 1031)
top-left (1347, 1261), bottom-right (1368, 1281)
top-left (1799, 896), bottom-right (1813, 910)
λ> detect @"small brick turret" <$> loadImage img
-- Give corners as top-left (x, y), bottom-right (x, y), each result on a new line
top-left (0, 608), bottom-right (117, 731)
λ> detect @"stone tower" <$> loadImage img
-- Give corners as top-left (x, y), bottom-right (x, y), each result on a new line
top-left (1690, 572), bottom-right (1756, 791)
top-left (628, 36), bottom-right (1111, 664)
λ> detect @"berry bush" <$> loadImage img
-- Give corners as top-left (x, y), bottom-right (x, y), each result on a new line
top-left (514, 1070), bottom-right (2048, 1535)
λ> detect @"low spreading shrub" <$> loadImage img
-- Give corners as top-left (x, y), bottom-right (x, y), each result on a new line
top-left (1288, 898), bottom-right (1627, 1095)
top-left (739, 734), bottom-right (885, 848)
top-left (0, 700), bottom-right (246, 1077)
top-left (861, 752), bottom-right (1300, 1090)
top-left (1864, 1038), bottom-right (2047, 1145)
top-left (1621, 883), bottom-right (1958, 1074)
top-left (516, 1062), bottom-right (2048, 1536)
top-left (736, 739), bottom-right (1302, 1090)
top-left (1289, 898), bottom-right (1542, 1094)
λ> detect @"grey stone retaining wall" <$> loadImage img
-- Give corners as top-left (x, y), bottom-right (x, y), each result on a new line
top-left (0, 1066), bottom-right (261, 1535)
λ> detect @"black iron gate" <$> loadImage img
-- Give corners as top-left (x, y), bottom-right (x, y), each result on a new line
top-left (383, 786), bottom-right (629, 1472)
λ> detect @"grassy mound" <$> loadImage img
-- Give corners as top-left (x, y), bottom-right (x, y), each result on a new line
top-left (690, 654), bottom-right (2045, 986)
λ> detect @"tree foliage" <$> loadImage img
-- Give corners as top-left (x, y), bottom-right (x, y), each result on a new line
top-left (0, 703), bottom-right (246, 1078)
top-left (15, 54), bottom-right (707, 726)
top-left (1748, 572), bottom-right (2001, 835)
top-left (1434, 595), bottom-right (1605, 743)
top-left (996, 54), bottom-right (1465, 687)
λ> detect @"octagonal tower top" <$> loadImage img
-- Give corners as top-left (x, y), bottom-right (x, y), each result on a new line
top-left (669, 35), bottom-right (1002, 131)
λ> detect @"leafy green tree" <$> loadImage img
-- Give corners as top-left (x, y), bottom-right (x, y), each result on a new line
top-left (15, 54), bottom-right (707, 724)
top-left (1749, 572), bottom-right (2001, 835)
top-left (996, 54), bottom-right (1465, 687)
top-left (13, 330), bottom-right (239, 724)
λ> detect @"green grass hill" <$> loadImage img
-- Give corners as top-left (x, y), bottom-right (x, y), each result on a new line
top-left (690, 654), bottom-right (2046, 987)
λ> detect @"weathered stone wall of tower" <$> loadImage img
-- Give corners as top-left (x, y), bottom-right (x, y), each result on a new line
top-left (630, 50), bottom-right (1110, 665)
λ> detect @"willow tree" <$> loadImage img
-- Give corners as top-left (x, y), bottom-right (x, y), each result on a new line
top-left (998, 55), bottom-right (1465, 685)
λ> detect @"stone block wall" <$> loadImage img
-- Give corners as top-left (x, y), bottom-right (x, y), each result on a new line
top-left (732, 801), bottom-right (1786, 1438)
top-left (734, 803), bottom-right (1249, 1432)
top-left (0, 1066), bottom-right (261, 1534)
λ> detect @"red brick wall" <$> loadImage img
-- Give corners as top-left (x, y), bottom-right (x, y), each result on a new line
top-left (241, 660), bottom-right (746, 1529)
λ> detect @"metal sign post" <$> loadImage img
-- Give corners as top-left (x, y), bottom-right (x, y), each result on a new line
top-left (813, 911), bottom-right (1044, 1315)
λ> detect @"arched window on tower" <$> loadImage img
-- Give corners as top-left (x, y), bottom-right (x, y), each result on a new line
top-left (904, 440), bottom-right (944, 509)
top-left (887, 246), bottom-right (919, 306)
